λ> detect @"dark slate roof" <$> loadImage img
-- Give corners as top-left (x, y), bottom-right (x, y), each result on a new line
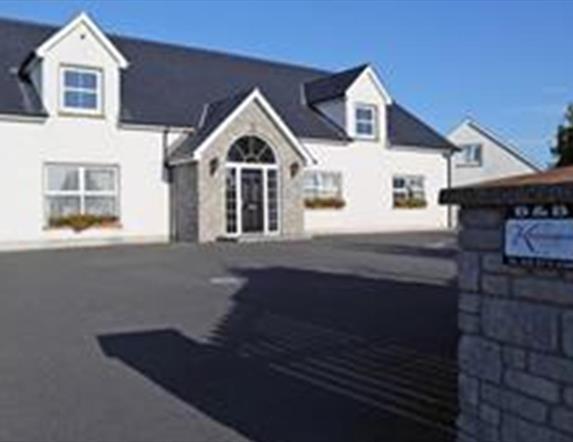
top-left (0, 18), bottom-right (49, 117)
top-left (170, 88), bottom-right (254, 162)
top-left (0, 16), bottom-right (454, 149)
top-left (303, 64), bottom-right (368, 104)
top-left (388, 104), bottom-right (459, 150)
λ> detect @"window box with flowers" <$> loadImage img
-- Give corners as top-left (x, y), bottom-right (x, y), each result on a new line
top-left (48, 214), bottom-right (120, 232)
top-left (392, 175), bottom-right (427, 209)
top-left (304, 197), bottom-right (346, 210)
top-left (303, 170), bottom-right (345, 210)
top-left (44, 164), bottom-right (121, 232)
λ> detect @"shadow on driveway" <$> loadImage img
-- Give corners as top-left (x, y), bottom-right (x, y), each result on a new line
top-left (99, 266), bottom-right (458, 442)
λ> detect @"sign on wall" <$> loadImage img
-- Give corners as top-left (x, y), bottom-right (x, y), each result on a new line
top-left (504, 204), bottom-right (573, 269)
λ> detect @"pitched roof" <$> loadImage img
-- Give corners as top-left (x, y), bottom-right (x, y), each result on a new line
top-left (169, 89), bottom-right (255, 162)
top-left (388, 104), bottom-right (459, 150)
top-left (453, 119), bottom-right (543, 171)
top-left (303, 64), bottom-right (368, 104)
top-left (0, 15), bottom-right (454, 150)
top-left (170, 88), bottom-right (316, 165)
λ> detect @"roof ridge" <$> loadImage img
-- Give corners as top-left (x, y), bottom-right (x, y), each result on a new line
top-left (114, 33), bottom-right (331, 76)
top-left (0, 13), bottom-right (332, 77)
top-left (304, 63), bottom-right (369, 87)
top-left (0, 15), bottom-right (58, 31)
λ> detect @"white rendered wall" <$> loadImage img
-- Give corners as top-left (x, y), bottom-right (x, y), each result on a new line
top-left (305, 68), bottom-right (448, 234)
top-left (0, 19), bottom-right (172, 249)
top-left (345, 70), bottom-right (388, 142)
top-left (0, 118), bottom-right (171, 247)
top-left (449, 124), bottom-right (539, 187)
top-left (303, 139), bottom-right (449, 233)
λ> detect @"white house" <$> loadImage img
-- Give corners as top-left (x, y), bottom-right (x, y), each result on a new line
top-left (448, 119), bottom-right (542, 188)
top-left (446, 119), bottom-right (542, 227)
top-left (0, 12), bottom-right (457, 250)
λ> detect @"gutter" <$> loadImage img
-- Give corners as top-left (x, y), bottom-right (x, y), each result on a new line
top-left (0, 112), bottom-right (47, 124)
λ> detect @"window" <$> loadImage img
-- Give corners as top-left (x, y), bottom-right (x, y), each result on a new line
top-left (61, 67), bottom-right (102, 113)
top-left (355, 104), bottom-right (377, 139)
top-left (458, 143), bottom-right (483, 166)
top-left (45, 164), bottom-right (119, 223)
top-left (225, 168), bottom-right (237, 234)
top-left (227, 136), bottom-right (276, 164)
top-left (304, 171), bottom-right (343, 199)
top-left (267, 169), bottom-right (279, 232)
top-left (225, 136), bottom-right (280, 235)
top-left (393, 175), bottom-right (427, 209)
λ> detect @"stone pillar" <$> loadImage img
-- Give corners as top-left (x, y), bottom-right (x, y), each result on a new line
top-left (440, 169), bottom-right (573, 442)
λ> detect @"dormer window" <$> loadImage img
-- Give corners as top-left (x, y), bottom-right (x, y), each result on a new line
top-left (60, 66), bottom-right (102, 114)
top-left (355, 104), bottom-right (377, 139)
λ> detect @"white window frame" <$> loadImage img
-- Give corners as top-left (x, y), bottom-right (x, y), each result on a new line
top-left (304, 170), bottom-right (343, 200)
top-left (458, 143), bottom-right (483, 167)
top-left (59, 65), bottom-right (103, 115)
top-left (354, 103), bottom-right (378, 140)
top-left (392, 175), bottom-right (426, 209)
top-left (44, 164), bottom-right (120, 224)
top-left (225, 162), bottom-right (281, 238)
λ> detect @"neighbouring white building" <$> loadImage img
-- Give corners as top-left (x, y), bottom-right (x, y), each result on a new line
top-left (447, 119), bottom-right (543, 227)
top-left (448, 119), bottom-right (542, 187)
top-left (0, 12), bottom-right (458, 250)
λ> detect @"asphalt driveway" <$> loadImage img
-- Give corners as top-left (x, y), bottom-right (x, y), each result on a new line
top-left (0, 232), bottom-right (458, 442)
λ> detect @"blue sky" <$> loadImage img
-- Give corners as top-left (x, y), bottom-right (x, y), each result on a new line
top-left (1, 0), bottom-right (571, 166)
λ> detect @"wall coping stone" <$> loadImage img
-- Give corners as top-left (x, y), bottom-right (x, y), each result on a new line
top-left (440, 166), bottom-right (573, 206)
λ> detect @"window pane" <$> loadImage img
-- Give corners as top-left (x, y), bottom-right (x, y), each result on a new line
top-left (47, 166), bottom-right (80, 191)
top-left (322, 173), bottom-right (335, 189)
top-left (46, 196), bottom-right (81, 218)
top-left (473, 146), bottom-right (482, 163)
top-left (226, 168), bottom-right (237, 234)
top-left (64, 71), bottom-right (81, 88)
top-left (259, 146), bottom-right (276, 164)
top-left (411, 177), bottom-right (424, 189)
top-left (357, 122), bottom-right (373, 135)
top-left (393, 177), bottom-right (405, 189)
top-left (80, 72), bottom-right (97, 90)
top-left (80, 92), bottom-right (97, 109)
top-left (356, 107), bottom-right (373, 120)
top-left (85, 168), bottom-right (116, 191)
top-left (64, 91), bottom-right (82, 108)
top-left (267, 169), bottom-right (278, 232)
top-left (303, 172), bottom-right (316, 189)
top-left (85, 196), bottom-right (117, 217)
top-left (303, 172), bottom-right (318, 199)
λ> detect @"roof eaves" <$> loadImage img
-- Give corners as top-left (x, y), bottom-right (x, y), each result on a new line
top-left (465, 119), bottom-right (543, 171)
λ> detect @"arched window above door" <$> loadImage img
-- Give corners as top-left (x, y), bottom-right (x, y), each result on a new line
top-left (227, 136), bottom-right (276, 164)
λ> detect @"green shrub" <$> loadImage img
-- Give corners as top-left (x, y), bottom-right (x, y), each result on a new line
top-left (49, 215), bottom-right (119, 232)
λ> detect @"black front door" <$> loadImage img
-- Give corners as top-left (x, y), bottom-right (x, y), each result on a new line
top-left (241, 169), bottom-right (264, 233)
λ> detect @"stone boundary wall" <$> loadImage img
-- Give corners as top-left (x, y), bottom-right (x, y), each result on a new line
top-left (455, 206), bottom-right (573, 442)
